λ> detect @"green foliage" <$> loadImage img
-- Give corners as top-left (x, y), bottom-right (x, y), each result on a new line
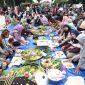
top-left (37, 0), bottom-right (41, 2)
top-left (0, 0), bottom-right (4, 7)
top-left (53, 0), bottom-right (68, 5)
top-left (0, 0), bottom-right (84, 7)
top-left (68, 0), bottom-right (82, 4)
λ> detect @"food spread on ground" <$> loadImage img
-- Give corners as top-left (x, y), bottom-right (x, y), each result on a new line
top-left (55, 51), bottom-right (66, 59)
top-left (9, 57), bottom-right (22, 66)
top-left (37, 40), bottom-right (49, 46)
top-left (1, 25), bottom-right (78, 85)
top-left (41, 58), bottom-right (62, 69)
top-left (47, 69), bottom-right (65, 82)
top-left (3, 65), bottom-right (45, 81)
top-left (65, 76), bottom-right (85, 85)
top-left (21, 48), bottom-right (43, 61)
top-left (49, 42), bottom-right (59, 47)
top-left (38, 36), bottom-right (47, 40)
top-left (61, 59), bottom-right (75, 68)
top-left (31, 27), bottom-right (47, 36)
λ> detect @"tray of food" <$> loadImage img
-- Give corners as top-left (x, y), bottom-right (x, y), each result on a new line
top-left (37, 40), bottom-right (49, 46)
top-left (49, 42), bottom-right (59, 47)
top-left (21, 48), bottom-right (44, 61)
top-left (55, 51), bottom-right (66, 59)
top-left (38, 36), bottom-right (47, 40)
top-left (61, 59), bottom-right (75, 68)
top-left (8, 57), bottom-right (22, 67)
top-left (47, 69), bottom-right (65, 82)
top-left (41, 58), bottom-right (62, 69)
top-left (3, 65), bottom-right (45, 81)
top-left (31, 29), bottom-right (46, 36)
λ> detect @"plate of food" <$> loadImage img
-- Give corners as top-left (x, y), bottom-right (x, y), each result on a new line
top-left (41, 58), bottom-right (62, 69)
top-left (3, 65), bottom-right (45, 81)
top-left (37, 40), bottom-right (49, 46)
top-left (38, 36), bottom-right (47, 40)
top-left (47, 69), bottom-right (65, 82)
top-left (61, 59), bottom-right (75, 68)
top-left (49, 34), bottom-right (55, 38)
top-left (53, 36), bottom-right (59, 41)
top-left (55, 51), bottom-right (66, 59)
top-left (21, 48), bottom-right (44, 61)
top-left (49, 42), bottom-right (59, 47)
top-left (31, 29), bottom-right (46, 36)
top-left (65, 76), bottom-right (85, 85)
top-left (8, 57), bottom-right (22, 67)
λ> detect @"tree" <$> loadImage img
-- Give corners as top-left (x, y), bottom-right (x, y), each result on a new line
top-left (53, 0), bottom-right (68, 6)
top-left (6, 0), bottom-right (14, 6)
top-left (37, 0), bottom-right (41, 2)
top-left (0, 0), bottom-right (4, 7)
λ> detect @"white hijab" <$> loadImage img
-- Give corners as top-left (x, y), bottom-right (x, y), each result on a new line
top-left (76, 34), bottom-right (85, 45)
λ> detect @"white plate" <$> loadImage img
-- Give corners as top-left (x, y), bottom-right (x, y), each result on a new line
top-left (41, 51), bottom-right (47, 56)
top-left (49, 42), bottom-right (59, 47)
top-left (47, 69), bottom-right (65, 82)
top-left (16, 49), bottom-right (23, 54)
top-left (15, 53), bottom-right (21, 57)
top-left (37, 40), bottom-right (49, 46)
top-left (61, 59), bottom-right (75, 68)
top-left (9, 57), bottom-right (22, 66)
top-left (54, 51), bottom-right (66, 59)
top-left (53, 36), bottom-right (59, 40)
top-left (38, 36), bottom-right (47, 40)
top-left (65, 76), bottom-right (85, 85)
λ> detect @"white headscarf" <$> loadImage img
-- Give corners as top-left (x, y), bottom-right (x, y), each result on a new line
top-left (76, 34), bottom-right (85, 45)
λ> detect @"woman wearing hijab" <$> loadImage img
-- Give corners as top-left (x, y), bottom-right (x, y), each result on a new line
top-left (66, 30), bottom-right (80, 58)
top-left (11, 24), bottom-right (26, 44)
top-left (59, 25), bottom-right (72, 46)
top-left (69, 34), bottom-right (85, 73)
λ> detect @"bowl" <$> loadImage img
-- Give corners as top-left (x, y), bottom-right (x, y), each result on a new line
top-left (47, 69), bottom-right (65, 82)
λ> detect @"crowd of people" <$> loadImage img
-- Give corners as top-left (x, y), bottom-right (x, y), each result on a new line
top-left (0, 4), bottom-right (85, 79)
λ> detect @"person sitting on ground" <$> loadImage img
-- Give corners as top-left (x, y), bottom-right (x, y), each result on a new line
top-left (40, 15), bottom-right (49, 26)
top-left (11, 24), bottom-right (27, 44)
top-left (34, 16), bottom-right (42, 26)
top-left (64, 30), bottom-right (80, 58)
top-left (58, 25), bottom-right (72, 46)
top-left (0, 29), bottom-right (14, 55)
top-left (69, 34), bottom-right (85, 73)
top-left (0, 29), bottom-right (11, 76)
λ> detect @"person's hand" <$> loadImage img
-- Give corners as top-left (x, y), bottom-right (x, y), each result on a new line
top-left (4, 60), bottom-right (10, 65)
top-left (68, 58), bottom-right (73, 62)
top-left (9, 50), bottom-right (13, 54)
top-left (21, 41), bottom-right (27, 45)
top-left (12, 47), bottom-right (16, 51)
top-left (75, 66), bottom-right (80, 74)
top-left (0, 69), bottom-right (3, 75)
top-left (4, 52), bottom-right (9, 56)
top-left (62, 46), bottom-right (65, 50)
top-left (15, 49), bottom-right (22, 54)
